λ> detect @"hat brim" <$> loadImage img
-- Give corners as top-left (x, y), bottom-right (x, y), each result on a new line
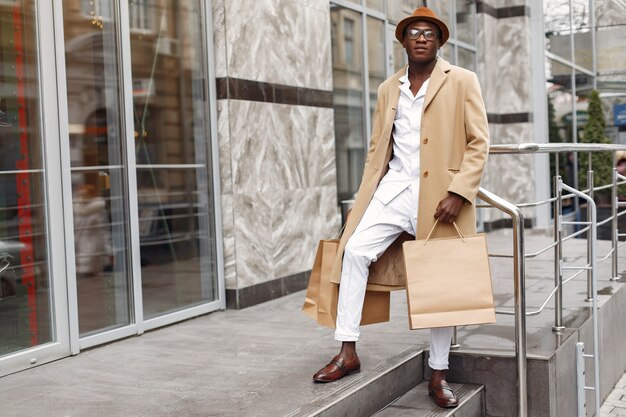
top-left (395, 16), bottom-right (449, 46)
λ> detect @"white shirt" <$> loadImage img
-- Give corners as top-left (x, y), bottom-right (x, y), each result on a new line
top-left (373, 68), bottom-right (429, 204)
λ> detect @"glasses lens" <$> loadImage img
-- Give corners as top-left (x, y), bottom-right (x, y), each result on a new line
top-left (407, 29), bottom-right (435, 41)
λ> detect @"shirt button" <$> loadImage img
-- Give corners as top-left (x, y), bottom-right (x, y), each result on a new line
top-left (423, 138), bottom-right (428, 144)
top-left (424, 171), bottom-right (429, 177)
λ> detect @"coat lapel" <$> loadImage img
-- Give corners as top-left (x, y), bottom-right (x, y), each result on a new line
top-left (423, 58), bottom-right (451, 111)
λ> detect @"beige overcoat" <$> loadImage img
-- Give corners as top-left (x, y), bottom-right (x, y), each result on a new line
top-left (329, 57), bottom-right (489, 292)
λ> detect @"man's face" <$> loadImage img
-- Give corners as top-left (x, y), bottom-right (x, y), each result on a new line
top-left (402, 20), bottom-right (440, 64)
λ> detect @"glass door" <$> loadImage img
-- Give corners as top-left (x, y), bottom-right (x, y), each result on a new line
top-left (128, 0), bottom-right (219, 322)
top-left (62, 0), bottom-right (134, 338)
top-left (0, 0), bottom-right (70, 375)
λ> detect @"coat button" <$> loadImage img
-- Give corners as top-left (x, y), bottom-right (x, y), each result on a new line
top-left (423, 138), bottom-right (428, 144)
top-left (423, 170), bottom-right (429, 177)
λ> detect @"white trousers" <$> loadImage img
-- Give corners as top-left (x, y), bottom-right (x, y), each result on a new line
top-left (335, 182), bottom-right (453, 370)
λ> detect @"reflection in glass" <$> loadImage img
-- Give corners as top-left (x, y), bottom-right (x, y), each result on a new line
top-left (331, 6), bottom-right (365, 202)
top-left (458, 47), bottom-right (476, 72)
top-left (456, 0), bottom-right (475, 45)
top-left (368, 17), bottom-right (385, 123)
top-left (392, 38), bottom-right (406, 72)
top-left (365, 0), bottom-right (383, 11)
top-left (439, 42), bottom-right (453, 62)
top-left (63, 0), bottom-right (133, 336)
top-left (130, 0), bottom-right (217, 318)
top-left (544, 0), bottom-right (571, 61)
top-left (385, 0), bottom-right (421, 24)
top-left (0, 1), bottom-right (53, 356)
top-left (428, 0), bottom-right (450, 29)
top-left (573, 0), bottom-right (592, 70)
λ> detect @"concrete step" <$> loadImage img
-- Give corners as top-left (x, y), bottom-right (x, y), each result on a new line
top-left (285, 348), bottom-right (424, 417)
top-left (373, 381), bottom-right (485, 417)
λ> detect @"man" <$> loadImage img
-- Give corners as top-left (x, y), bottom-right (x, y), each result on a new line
top-left (312, 7), bottom-right (489, 409)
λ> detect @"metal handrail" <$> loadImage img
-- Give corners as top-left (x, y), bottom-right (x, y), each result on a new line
top-left (477, 187), bottom-right (527, 417)
top-left (475, 143), bottom-right (626, 417)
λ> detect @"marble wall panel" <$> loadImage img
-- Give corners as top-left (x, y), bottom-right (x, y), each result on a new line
top-left (273, 186), bottom-right (340, 278)
top-left (224, 0), bottom-right (332, 91)
top-left (495, 16), bottom-right (533, 114)
top-left (477, 13), bottom-right (498, 113)
top-left (212, 0), bottom-right (228, 78)
top-left (217, 100), bottom-right (233, 195)
top-left (229, 100), bottom-right (336, 194)
top-left (223, 235), bottom-right (237, 289)
top-left (232, 191), bottom-right (274, 288)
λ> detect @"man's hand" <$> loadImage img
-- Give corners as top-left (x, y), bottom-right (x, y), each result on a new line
top-left (434, 193), bottom-right (466, 223)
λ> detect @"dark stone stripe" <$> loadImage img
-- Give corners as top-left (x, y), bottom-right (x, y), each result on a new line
top-left (476, 1), bottom-right (530, 19)
top-left (215, 77), bottom-right (333, 108)
top-left (487, 112), bottom-right (533, 124)
top-left (225, 270), bottom-right (310, 309)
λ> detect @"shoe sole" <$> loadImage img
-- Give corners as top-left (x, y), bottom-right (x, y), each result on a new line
top-left (313, 368), bottom-right (361, 383)
top-left (428, 390), bottom-right (459, 408)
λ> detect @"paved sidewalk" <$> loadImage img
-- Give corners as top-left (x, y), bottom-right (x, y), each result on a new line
top-left (0, 229), bottom-right (625, 416)
top-left (602, 374), bottom-right (626, 416)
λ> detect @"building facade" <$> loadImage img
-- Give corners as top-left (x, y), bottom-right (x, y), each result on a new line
top-left (0, 0), bottom-right (625, 376)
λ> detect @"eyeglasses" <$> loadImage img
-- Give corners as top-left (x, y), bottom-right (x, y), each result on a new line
top-left (406, 28), bottom-right (437, 42)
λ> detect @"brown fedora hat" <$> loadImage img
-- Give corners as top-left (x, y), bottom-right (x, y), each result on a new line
top-left (395, 7), bottom-right (449, 45)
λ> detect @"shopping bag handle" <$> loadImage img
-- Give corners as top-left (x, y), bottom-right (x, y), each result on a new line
top-left (334, 221), bottom-right (348, 239)
top-left (424, 219), bottom-right (465, 245)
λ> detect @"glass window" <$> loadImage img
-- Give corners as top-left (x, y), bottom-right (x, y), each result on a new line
top-left (573, 0), bottom-right (592, 70)
top-left (63, 0), bottom-right (133, 336)
top-left (392, 37), bottom-right (406, 72)
top-left (129, 0), bottom-right (154, 32)
top-left (456, 0), bottom-right (475, 45)
top-left (458, 47), bottom-right (476, 72)
top-left (366, 0), bottom-right (383, 12)
top-left (544, 0), bottom-right (571, 61)
top-left (368, 17), bottom-right (385, 122)
top-left (81, 0), bottom-right (113, 21)
top-left (344, 18), bottom-right (355, 65)
top-left (385, 0), bottom-right (421, 24)
top-left (331, 6), bottom-right (365, 202)
top-left (428, 0), bottom-right (451, 29)
top-left (130, 0), bottom-right (218, 318)
top-left (1, 0), bottom-right (53, 356)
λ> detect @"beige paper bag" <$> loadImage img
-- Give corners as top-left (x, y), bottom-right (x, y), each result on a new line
top-left (303, 239), bottom-right (390, 328)
top-left (402, 221), bottom-right (496, 330)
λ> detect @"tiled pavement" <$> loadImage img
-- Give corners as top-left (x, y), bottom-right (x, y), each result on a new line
top-left (602, 374), bottom-right (626, 416)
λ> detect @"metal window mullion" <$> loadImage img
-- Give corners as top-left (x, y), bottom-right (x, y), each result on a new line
top-left (590, 0), bottom-right (597, 89)
top-left (361, 11), bottom-right (371, 152)
top-left (545, 51), bottom-right (595, 76)
top-left (118, 0), bottom-right (145, 335)
top-left (451, 0), bottom-right (458, 64)
top-left (38, 0), bottom-right (72, 359)
top-left (332, 0), bottom-right (386, 20)
top-left (52, 0), bottom-right (81, 356)
top-left (530, 0), bottom-right (551, 228)
top-left (203, 0), bottom-right (226, 310)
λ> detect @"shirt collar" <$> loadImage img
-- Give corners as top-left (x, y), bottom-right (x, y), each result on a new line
top-left (399, 66), bottom-right (429, 100)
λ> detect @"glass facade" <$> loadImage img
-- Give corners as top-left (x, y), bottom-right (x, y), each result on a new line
top-left (130, 0), bottom-right (218, 319)
top-left (63, 0), bottom-right (134, 337)
top-left (0, 0), bottom-right (221, 374)
top-left (0, 0), bottom-right (53, 357)
top-left (545, 0), bottom-right (626, 187)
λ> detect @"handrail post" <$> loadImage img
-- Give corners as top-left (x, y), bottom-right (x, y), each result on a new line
top-left (611, 167), bottom-right (619, 281)
top-left (553, 176), bottom-right (565, 332)
top-left (586, 169), bottom-right (594, 301)
top-left (478, 188), bottom-right (527, 417)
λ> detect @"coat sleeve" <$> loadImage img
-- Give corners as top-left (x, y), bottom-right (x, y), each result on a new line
top-left (447, 72), bottom-right (489, 204)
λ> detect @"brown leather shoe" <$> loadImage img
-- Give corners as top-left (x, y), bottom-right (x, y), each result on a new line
top-left (428, 369), bottom-right (458, 408)
top-left (313, 354), bottom-right (361, 383)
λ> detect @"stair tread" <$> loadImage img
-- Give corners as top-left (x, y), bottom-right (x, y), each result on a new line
top-left (374, 381), bottom-right (484, 417)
